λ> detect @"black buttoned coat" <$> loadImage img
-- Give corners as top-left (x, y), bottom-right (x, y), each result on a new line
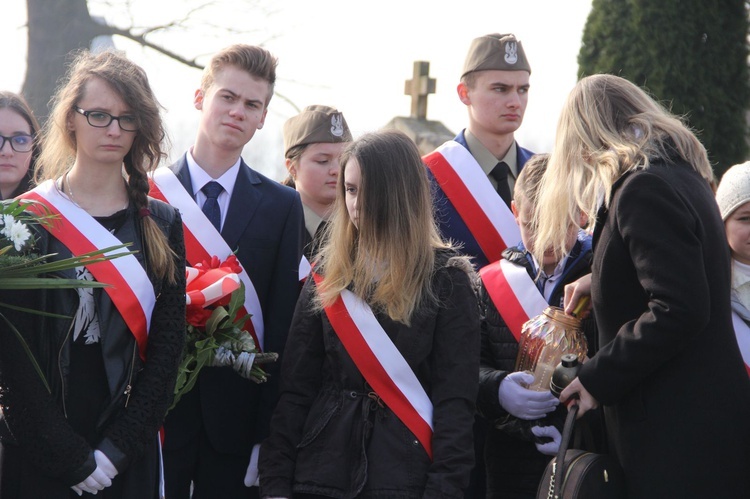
top-left (579, 158), bottom-right (750, 499)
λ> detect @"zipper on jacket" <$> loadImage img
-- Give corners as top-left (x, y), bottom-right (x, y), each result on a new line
top-left (124, 341), bottom-right (137, 407)
top-left (58, 320), bottom-right (75, 418)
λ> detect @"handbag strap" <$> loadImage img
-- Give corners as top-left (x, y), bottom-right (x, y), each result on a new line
top-left (550, 402), bottom-right (579, 499)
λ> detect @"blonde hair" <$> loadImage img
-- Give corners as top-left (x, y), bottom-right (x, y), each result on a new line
top-left (533, 74), bottom-right (713, 263)
top-left (200, 44), bottom-right (277, 105)
top-left (513, 153), bottom-right (549, 213)
top-left (315, 130), bottom-right (449, 325)
top-left (36, 50), bottom-right (177, 282)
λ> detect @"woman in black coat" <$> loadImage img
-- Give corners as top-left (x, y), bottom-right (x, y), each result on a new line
top-left (532, 74), bottom-right (750, 499)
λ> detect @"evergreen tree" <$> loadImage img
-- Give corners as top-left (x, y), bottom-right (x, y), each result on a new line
top-left (579, 0), bottom-right (749, 177)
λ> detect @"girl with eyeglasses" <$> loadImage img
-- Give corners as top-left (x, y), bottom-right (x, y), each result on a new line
top-left (0, 50), bottom-right (186, 498)
top-left (0, 91), bottom-right (40, 199)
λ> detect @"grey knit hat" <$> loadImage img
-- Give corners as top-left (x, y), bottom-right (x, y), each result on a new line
top-left (716, 161), bottom-right (750, 220)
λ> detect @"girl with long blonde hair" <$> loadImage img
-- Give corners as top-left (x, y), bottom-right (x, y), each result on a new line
top-left (0, 50), bottom-right (186, 498)
top-left (534, 74), bottom-right (750, 498)
top-left (259, 130), bottom-right (480, 498)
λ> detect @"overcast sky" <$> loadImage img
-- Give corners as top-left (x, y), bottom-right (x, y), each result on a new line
top-left (3, 0), bottom-right (593, 180)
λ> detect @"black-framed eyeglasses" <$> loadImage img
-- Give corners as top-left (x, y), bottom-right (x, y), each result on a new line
top-left (0, 134), bottom-right (34, 153)
top-left (74, 107), bottom-right (139, 132)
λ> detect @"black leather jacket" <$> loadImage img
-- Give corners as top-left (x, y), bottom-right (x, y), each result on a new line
top-left (0, 198), bottom-right (186, 494)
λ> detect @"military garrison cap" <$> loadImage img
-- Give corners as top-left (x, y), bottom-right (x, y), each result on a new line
top-left (283, 105), bottom-right (352, 157)
top-left (462, 33), bottom-right (531, 78)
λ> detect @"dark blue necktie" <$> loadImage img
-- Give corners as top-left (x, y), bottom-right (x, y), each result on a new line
top-left (201, 181), bottom-right (223, 231)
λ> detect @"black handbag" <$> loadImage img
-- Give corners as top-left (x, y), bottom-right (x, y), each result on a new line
top-left (537, 403), bottom-right (625, 499)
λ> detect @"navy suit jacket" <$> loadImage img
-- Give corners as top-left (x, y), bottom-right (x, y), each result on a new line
top-left (163, 154), bottom-right (305, 455)
top-left (429, 130), bottom-right (534, 269)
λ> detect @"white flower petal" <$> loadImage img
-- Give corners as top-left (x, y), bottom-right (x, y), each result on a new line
top-left (1, 214), bottom-right (15, 237)
top-left (9, 221), bottom-right (31, 251)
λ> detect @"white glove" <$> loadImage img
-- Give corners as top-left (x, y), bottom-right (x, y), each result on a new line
top-left (497, 371), bottom-right (559, 420)
top-left (532, 425), bottom-right (563, 456)
top-left (94, 450), bottom-right (118, 480)
top-left (244, 443), bottom-right (261, 487)
top-left (71, 465), bottom-right (112, 495)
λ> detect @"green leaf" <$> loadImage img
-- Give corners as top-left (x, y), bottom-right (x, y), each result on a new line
top-left (0, 277), bottom-right (108, 290)
top-left (205, 307), bottom-right (230, 335)
top-left (0, 302), bottom-right (72, 319)
top-left (227, 282), bottom-right (245, 316)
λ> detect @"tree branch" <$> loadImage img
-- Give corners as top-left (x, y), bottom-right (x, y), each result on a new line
top-left (105, 25), bottom-right (204, 69)
top-left (135, 3), bottom-right (213, 36)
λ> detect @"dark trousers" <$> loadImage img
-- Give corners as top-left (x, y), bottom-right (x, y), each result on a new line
top-left (163, 428), bottom-right (257, 499)
top-left (465, 415), bottom-right (487, 498)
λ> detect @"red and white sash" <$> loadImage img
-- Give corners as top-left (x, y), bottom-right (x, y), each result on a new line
top-left (424, 140), bottom-right (546, 341)
top-left (149, 167), bottom-right (264, 350)
top-left (479, 259), bottom-right (548, 341)
top-left (21, 180), bottom-right (155, 360)
top-left (423, 140), bottom-right (520, 264)
top-left (731, 311), bottom-right (750, 377)
top-left (312, 273), bottom-right (433, 459)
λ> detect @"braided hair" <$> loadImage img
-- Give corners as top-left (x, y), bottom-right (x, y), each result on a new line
top-left (37, 50), bottom-right (177, 282)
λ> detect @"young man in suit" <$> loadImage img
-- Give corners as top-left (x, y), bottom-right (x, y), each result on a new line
top-left (424, 33), bottom-right (534, 270)
top-left (153, 44), bottom-right (304, 499)
top-left (422, 34), bottom-right (534, 498)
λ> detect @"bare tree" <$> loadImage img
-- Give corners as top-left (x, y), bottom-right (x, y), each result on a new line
top-left (22, 0), bottom-right (295, 122)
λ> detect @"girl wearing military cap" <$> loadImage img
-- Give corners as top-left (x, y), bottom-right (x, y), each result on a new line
top-left (282, 105), bottom-right (351, 262)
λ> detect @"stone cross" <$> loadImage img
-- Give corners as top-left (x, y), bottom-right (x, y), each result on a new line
top-left (404, 61), bottom-right (436, 120)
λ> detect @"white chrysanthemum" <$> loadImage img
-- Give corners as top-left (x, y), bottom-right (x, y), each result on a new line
top-left (1, 214), bottom-right (15, 235)
top-left (8, 220), bottom-right (31, 251)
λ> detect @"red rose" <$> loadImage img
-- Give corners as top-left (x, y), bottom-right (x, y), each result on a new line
top-left (195, 255), bottom-right (221, 271)
top-left (221, 254), bottom-right (242, 274)
top-left (186, 304), bottom-right (212, 329)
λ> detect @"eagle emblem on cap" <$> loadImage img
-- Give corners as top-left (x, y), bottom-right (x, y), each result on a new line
top-left (504, 41), bottom-right (518, 65)
top-left (330, 114), bottom-right (345, 137)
